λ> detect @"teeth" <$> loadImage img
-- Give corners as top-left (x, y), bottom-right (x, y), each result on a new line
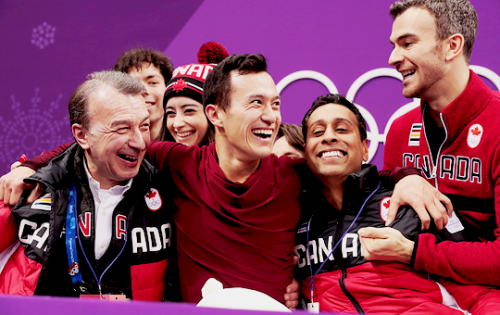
top-left (121, 155), bottom-right (138, 162)
top-left (401, 70), bottom-right (415, 78)
top-left (321, 150), bottom-right (344, 158)
top-left (177, 131), bottom-right (194, 137)
top-left (252, 129), bottom-right (273, 137)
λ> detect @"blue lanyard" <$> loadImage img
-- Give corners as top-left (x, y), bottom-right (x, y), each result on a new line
top-left (307, 181), bottom-right (381, 303)
top-left (65, 183), bottom-right (129, 297)
top-left (66, 183), bottom-right (83, 284)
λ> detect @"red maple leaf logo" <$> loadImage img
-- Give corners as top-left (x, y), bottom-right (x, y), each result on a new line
top-left (172, 78), bottom-right (188, 92)
top-left (471, 126), bottom-right (481, 136)
top-left (146, 190), bottom-right (157, 199)
top-left (383, 199), bottom-right (390, 208)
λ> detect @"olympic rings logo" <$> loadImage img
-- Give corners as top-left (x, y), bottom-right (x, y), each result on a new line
top-left (276, 66), bottom-right (500, 162)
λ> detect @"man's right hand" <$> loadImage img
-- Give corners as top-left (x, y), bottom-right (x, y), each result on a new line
top-left (0, 166), bottom-right (40, 206)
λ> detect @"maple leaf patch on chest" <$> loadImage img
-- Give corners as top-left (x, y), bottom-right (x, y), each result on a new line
top-left (380, 197), bottom-right (391, 222)
top-left (145, 188), bottom-right (162, 211)
top-left (467, 123), bottom-right (483, 149)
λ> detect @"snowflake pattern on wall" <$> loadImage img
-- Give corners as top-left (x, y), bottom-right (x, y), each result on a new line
top-left (0, 89), bottom-right (73, 174)
top-left (31, 22), bottom-right (56, 49)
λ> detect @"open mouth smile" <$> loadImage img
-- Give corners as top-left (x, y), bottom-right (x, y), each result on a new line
top-left (252, 129), bottom-right (273, 139)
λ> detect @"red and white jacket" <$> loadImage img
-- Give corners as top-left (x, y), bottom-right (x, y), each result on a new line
top-left (383, 70), bottom-right (500, 312)
top-left (0, 143), bottom-right (173, 300)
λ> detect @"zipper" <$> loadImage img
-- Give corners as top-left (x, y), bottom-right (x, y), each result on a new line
top-left (336, 199), bottom-right (364, 314)
top-left (339, 267), bottom-right (365, 314)
top-left (422, 106), bottom-right (449, 189)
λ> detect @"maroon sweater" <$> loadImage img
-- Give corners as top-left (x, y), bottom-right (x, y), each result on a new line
top-left (384, 70), bottom-right (500, 286)
top-left (148, 141), bottom-right (302, 303)
top-left (22, 142), bottom-right (417, 303)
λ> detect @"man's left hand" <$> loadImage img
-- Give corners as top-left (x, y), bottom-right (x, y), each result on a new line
top-left (388, 175), bottom-right (453, 230)
top-left (358, 227), bottom-right (414, 264)
top-left (284, 276), bottom-right (299, 309)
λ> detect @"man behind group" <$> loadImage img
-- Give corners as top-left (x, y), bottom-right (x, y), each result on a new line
top-left (361, 0), bottom-right (500, 285)
top-left (113, 48), bottom-right (174, 141)
top-left (0, 71), bottom-right (173, 300)
top-left (294, 93), bottom-right (478, 314)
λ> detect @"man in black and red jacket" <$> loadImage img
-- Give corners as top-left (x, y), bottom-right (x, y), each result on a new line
top-left (0, 71), bottom-right (174, 300)
top-left (295, 93), bottom-right (500, 314)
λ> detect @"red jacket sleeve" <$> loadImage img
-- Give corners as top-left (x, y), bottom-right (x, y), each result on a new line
top-left (21, 142), bottom-right (73, 171)
top-left (413, 143), bottom-right (500, 286)
top-left (0, 202), bottom-right (16, 253)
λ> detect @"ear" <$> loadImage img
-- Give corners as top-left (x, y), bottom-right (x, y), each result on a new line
top-left (362, 138), bottom-right (369, 162)
top-left (444, 33), bottom-right (464, 62)
top-left (72, 124), bottom-right (90, 150)
top-left (205, 104), bottom-right (224, 128)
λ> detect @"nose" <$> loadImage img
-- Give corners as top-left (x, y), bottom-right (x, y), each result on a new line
top-left (261, 103), bottom-right (278, 124)
top-left (322, 126), bottom-right (338, 144)
top-left (129, 127), bottom-right (148, 151)
top-left (172, 113), bottom-right (186, 130)
top-left (388, 46), bottom-right (403, 67)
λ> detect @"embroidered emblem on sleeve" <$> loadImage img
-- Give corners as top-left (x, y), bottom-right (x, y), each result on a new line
top-left (380, 197), bottom-right (391, 222)
top-left (145, 188), bottom-right (162, 211)
top-left (467, 124), bottom-right (483, 149)
top-left (31, 193), bottom-right (52, 211)
top-left (408, 123), bottom-right (422, 146)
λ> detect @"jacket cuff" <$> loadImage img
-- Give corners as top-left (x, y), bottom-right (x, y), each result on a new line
top-left (393, 166), bottom-right (421, 183)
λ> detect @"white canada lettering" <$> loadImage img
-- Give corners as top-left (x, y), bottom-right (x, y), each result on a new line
top-left (131, 224), bottom-right (171, 254)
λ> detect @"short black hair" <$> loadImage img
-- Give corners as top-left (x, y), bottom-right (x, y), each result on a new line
top-left (302, 94), bottom-right (367, 142)
top-left (203, 54), bottom-right (267, 112)
top-left (113, 48), bottom-right (174, 83)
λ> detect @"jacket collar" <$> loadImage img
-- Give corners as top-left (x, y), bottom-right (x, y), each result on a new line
top-left (421, 70), bottom-right (494, 142)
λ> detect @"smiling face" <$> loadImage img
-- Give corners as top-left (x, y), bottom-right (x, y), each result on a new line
top-left (389, 7), bottom-right (447, 99)
top-left (165, 96), bottom-right (209, 146)
top-left (127, 62), bottom-right (166, 139)
top-left (304, 103), bottom-right (368, 183)
top-left (81, 86), bottom-right (151, 189)
top-left (217, 71), bottom-right (281, 162)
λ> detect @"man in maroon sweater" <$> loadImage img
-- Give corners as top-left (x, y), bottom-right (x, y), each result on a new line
top-left (359, 0), bottom-right (500, 306)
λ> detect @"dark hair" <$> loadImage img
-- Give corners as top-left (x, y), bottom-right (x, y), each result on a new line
top-left (277, 123), bottom-right (305, 153)
top-left (389, 0), bottom-right (477, 64)
top-left (203, 54), bottom-right (267, 112)
top-left (69, 71), bottom-right (146, 129)
top-left (113, 48), bottom-right (174, 84)
top-left (302, 94), bottom-right (367, 142)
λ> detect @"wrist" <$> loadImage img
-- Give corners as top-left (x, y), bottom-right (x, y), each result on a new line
top-left (400, 238), bottom-right (415, 264)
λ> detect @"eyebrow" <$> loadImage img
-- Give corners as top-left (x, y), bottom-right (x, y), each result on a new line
top-left (246, 94), bottom-right (281, 101)
top-left (390, 33), bottom-right (417, 45)
top-left (111, 114), bottom-right (150, 127)
top-left (146, 74), bottom-right (162, 80)
top-left (308, 117), bottom-right (354, 130)
top-left (166, 103), bottom-right (201, 110)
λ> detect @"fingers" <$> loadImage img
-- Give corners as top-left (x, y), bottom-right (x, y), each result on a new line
top-left (285, 299), bottom-right (298, 310)
top-left (385, 195), bottom-right (401, 226)
top-left (0, 167), bottom-right (36, 205)
top-left (10, 161), bottom-right (21, 171)
top-left (358, 227), bottom-right (389, 239)
top-left (27, 183), bottom-right (43, 204)
top-left (284, 276), bottom-right (300, 309)
top-left (358, 232), bottom-right (371, 259)
top-left (440, 194), bottom-right (454, 217)
top-left (293, 255), bottom-right (299, 266)
top-left (8, 185), bottom-right (25, 206)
